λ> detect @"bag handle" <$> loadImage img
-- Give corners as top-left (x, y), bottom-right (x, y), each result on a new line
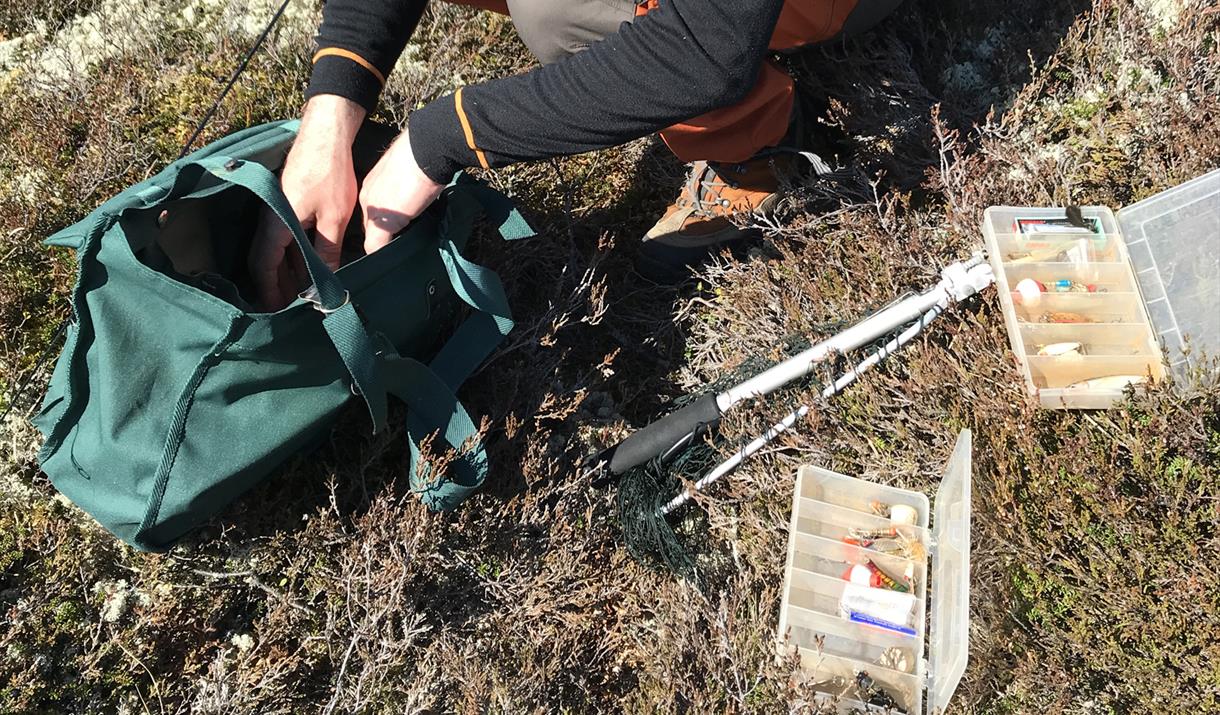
top-left (43, 121), bottom-right (302, 250)
top-left (448, 174), bottom-right (534, 243)
top-left (382, 181), bottom-right (534, 508)
top-left (427, 188), bottom-right (517, 389)
top-left (385, 355), bottom-right (488, 509)
top-left (188, 155), bottom-right (388, 433)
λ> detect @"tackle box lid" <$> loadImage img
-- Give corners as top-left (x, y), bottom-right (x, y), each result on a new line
top-left (927, 429), bottom-right (972, 715)
top-left (1116, 169), bottom-right (1220, 372)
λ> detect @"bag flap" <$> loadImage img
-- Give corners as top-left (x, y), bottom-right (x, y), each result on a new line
top-left (44, 223), bottom-right (90, 249)
top-left (180, 119), bottom-right (300, 164)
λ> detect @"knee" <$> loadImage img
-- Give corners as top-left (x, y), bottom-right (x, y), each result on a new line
top-left (507, 0), bottom-right (635, 65)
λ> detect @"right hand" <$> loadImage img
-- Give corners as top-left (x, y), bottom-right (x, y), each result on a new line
top-left (249, 95), bottom-right (365, 311)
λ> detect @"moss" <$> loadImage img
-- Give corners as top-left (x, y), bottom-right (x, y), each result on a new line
top-left (1062, 97), bottom-right (1103, 122)
top-left (50, 599), bottom-right (85, 627)
top-left (0, 530), bottom-right (24, 573)
top-left (475, 559), bottom-right (500, 579)
top-left (1010, 565), bottom-right (1081, 628)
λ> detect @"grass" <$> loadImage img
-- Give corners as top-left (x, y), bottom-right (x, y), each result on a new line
top-left (1, 0), bottom-right (1219, 712)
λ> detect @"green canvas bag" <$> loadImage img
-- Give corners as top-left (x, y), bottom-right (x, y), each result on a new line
top-left (32, 119), bottom-right (532, 550)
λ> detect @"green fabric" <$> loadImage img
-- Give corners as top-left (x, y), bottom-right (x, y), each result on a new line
top-left (33, 120), bottom-right (532, 550)
top-left (192, 156), bottom-right (389, 431)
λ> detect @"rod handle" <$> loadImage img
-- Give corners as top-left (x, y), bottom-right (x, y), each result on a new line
top-left (593, 393), bottom-right (723, 485)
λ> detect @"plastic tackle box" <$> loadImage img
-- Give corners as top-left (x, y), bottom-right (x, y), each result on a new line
top-left (982, 169), bottom-right (1220, 409)
top-left (776, 430), bottom-right (972, 715)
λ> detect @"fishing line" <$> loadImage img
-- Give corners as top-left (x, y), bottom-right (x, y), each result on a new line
top-left (178, 0), bottom-right (294, 159)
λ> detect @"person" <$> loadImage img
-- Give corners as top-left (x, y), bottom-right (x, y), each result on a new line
top-left (251, 0), bottom-right (903, 309)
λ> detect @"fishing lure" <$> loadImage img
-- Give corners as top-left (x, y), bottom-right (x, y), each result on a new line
top-left (847, 527), bottom-right (898, 543)
top-left (1049, 279), bottom-right (1099, 293)
top-left (1037, 342), bottom-right (1085, 357)
top-left (1067, 375), bottom-right (1146, 390)
top-left (855, 671), bottom-right (904, 712)
top-left (1039, 311), bottom-right (1098, 324)
top-left (877, 647), bottom-right (913, 673)
top-left (889, 504), bottom-right (918, 526)
top-left (865, 560), bottom-right (910, 592)
top-left (845, 530), bottom-right (926, 562)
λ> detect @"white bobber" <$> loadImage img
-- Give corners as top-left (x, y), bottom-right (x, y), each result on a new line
top-left (847, 564), bottom-right (873, 586)
top-left (1013, 278), bottom-right (1044, 307)
top-left (889, 504), bottom-right (918, 526)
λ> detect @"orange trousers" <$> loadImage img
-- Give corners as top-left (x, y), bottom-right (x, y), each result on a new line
top-left (449, 0), bottom-right (896, 163)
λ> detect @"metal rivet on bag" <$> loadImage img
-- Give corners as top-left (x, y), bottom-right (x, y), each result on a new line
top-left (427, 283), bottom-right (437, 296)
top-left (224, 159), bottom-right (240, 171)
top-left (156, 210), bottom-right (169, 228)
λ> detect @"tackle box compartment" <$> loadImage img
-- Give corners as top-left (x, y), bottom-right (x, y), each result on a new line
top-left (776, 430), bottom-right (972, 714)
top-left (982, 169), bottom-right (1220, 409)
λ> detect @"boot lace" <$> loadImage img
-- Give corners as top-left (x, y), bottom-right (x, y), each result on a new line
top-left (677, 161), bottom-right (745, 218)
top-left (676, 150), bottom-right (838, 219)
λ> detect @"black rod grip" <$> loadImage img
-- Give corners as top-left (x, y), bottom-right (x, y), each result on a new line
top-left (606, 393), bottom-right (723, 476)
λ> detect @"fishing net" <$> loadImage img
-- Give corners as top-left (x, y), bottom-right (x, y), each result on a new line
top-left (613, 288), bottom-right (950, 582)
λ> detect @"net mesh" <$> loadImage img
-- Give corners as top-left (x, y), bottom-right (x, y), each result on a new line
top-left (616, 438), bottom-right (722, 580)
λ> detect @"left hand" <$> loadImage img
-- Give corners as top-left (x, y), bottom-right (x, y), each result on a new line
top-left (359, 127), bottom-right (446, 255)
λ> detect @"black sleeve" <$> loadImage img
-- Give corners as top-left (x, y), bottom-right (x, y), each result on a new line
top-left (408, 0), bottom-right (785, 184)
top-left (305, 0), bottom-right (428, 112)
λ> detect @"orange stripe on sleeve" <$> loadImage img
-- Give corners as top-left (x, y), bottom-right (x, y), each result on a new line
top-left (454, 87), bottom-right (491, 170)
top-left (311, 48), bottom-right (386, 87)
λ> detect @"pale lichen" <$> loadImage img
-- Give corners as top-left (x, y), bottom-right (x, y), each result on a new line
top-left (230, 633), bottom-right (255, 652)
top-left (1, 0), bottom-right (317, 81)
top-left (1133, 0), bottom-right (1181, 31)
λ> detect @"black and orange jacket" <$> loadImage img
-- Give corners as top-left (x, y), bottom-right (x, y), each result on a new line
top-left (306, 0), bottom-right (785, 184)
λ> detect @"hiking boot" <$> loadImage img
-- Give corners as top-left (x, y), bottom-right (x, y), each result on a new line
top-left (637, 156), bottom-right (783, 282)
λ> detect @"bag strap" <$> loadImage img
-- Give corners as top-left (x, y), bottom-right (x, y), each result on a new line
top-left (381, 181), bottom-right (533, 508)
top-left (427, 189), bottom-right (515, 389)
top-left (448, 175), bottom-right (534, 243)
top-left (384, 355), bottom-right (488, 509)
top-left (188, 155), bottom-right (388, 433)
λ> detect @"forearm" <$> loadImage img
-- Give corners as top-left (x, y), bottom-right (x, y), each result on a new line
top-left (408, 0), bottom-right (784, 183)
top-left (298, 95), bottom-right (367, 148)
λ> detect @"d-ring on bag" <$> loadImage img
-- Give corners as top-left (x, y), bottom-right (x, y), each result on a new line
top-left (33, 120), bottom-right (532, 550)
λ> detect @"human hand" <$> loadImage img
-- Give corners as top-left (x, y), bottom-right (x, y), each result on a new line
top-left (358, 127), bottom-right (446, 256)
top-left (249, 95), bottom-right (364, 311)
